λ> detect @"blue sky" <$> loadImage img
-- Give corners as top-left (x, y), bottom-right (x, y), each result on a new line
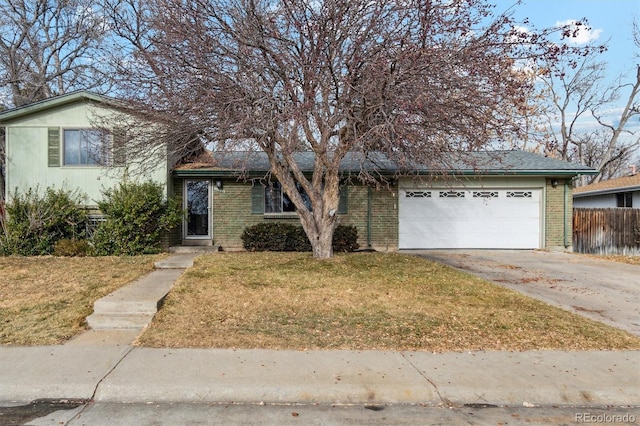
top-left (495, 0), bottom-right (638, 80)
top-left (494, 0), bottom-right (640, 137)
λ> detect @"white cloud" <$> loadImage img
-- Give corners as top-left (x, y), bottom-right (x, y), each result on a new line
top-left (555, 19), bottom-right (602, 45)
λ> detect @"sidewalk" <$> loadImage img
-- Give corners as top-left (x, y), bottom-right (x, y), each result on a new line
top-left (0, 346), bottom-right (638, 406)
top-left (0, 252), bottom-right (638, 408)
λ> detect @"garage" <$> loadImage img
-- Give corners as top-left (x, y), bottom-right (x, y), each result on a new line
top-left (399, 187), bottom-right (542, 249)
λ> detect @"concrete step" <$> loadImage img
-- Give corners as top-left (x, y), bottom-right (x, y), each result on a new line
top-left (86, 313), bottom-right (155, 330)
top-left (168, 246), bottom-right (218, 254)
top-left (93, 299), bottom-right (161, 315)
top-left (88, 268), bottom-right (186, 331)
top-left (155, 253), bottom-right (201, 269)
top-left (92, 269), bottom-right (183, 315)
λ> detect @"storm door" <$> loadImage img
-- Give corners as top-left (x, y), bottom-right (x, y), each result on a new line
top-left (184, 180), bottom-right (211, 239)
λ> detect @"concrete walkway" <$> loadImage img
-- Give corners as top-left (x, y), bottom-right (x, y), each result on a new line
top-left (0, 252), bottom-right (638, 411)
top-left (67, 253), bottom-right (199, 346)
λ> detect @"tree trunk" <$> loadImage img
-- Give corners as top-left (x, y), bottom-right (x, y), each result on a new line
top-left (298, 210), bottom-right (337, 259)
top-left (311, 225), bottom-right (334, 259)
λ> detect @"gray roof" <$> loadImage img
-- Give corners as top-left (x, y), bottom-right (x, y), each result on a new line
top-left (174, 150), bottom-right (596, 177)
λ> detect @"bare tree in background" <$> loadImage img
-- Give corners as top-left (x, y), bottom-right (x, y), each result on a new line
top-left (570, 129), bottom-right (637, 184)
top-left (587, 65), bottom-right (640, 184)
top-left (0, 0), bottom-right (113, 107)
top-left (105, 0), bottom-right (582, 259)
top-left (536, 55), bottom-right (610, 161)
top-left (532, 19), bottom-right (640, 185)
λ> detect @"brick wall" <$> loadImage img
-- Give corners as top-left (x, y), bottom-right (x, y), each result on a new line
top-left (173, 176), bottom-right (569, 251)
top-left (172, 178), bottom-right (399, 251)
top-left (337, 185), bottom-right (398, 251)
top-left (213, 181), bottom-right (270, 249)
top-left (545, 178), bottom-right (573, 250)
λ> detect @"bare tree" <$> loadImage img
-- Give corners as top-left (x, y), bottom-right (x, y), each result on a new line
top-left (531, 18), bottom-right (640, 185)
top-left (536, 55), bottom-right (610, 161)
top-left (588, 65), bottom-right (640, 183)
top-left (570, 129), bottom-right (638, 185)
top-left (0, 0), bottom-right (111, 107)
top-left (108, 0), bottom-right (583, 259)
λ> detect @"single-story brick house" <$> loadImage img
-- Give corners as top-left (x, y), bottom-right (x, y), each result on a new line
top-left (0, 91), bottom-right (597, 251)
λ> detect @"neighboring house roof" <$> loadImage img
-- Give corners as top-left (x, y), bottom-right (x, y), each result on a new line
top-left (174, 150), bottom-right (596, 177)
top-left (573, 173), bottom-right (640, 198)
top-left (0, 90), bottom-right (114, 123)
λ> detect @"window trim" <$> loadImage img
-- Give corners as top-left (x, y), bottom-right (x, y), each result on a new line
top-left (251, 181), bottom-right (348, 215)
top-left (61, 127), bottom-right (112, 167)
top-left (264, 181), bottom-right (299, 214)
top-left (616, 192), bottom-right (633, 208)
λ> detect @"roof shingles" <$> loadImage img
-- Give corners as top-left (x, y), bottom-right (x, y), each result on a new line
top-left (175, 150), bottom-right (595, 176)
top-left (574, 174), bottom-right (640, 196)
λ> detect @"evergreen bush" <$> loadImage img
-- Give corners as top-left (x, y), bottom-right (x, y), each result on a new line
top-left (0, 187), bottom-right (87, 256)
top-left (332, 224), bottom-right (360, 252)
top-left (92, 181), bottom-right (183, 255)
top-left (241, 223), bottom-right (358, 252)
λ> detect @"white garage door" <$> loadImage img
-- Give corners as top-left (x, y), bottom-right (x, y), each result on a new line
top-left (399, 188), bottom-right (541, 249)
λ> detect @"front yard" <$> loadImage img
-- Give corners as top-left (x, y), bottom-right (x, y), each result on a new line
top-left (136, 252), bottom-right (640, 352)
top-left (0, 255), bottom-right (163, 345)
top-left (2, 251), bottom-right (638, 351)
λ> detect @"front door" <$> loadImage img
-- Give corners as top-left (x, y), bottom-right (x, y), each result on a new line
top-left (184, 180), bottom-right (211, 240)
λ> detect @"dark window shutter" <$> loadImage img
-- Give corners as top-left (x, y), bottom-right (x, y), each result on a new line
top-left (48, 127), bottom-right (60, 167)
top-left (338, 185), bottom-right (348, 214)
top-left (112, 128), bottom-right (126, 166)
top-left (251, 184), bottom-right (264, 214)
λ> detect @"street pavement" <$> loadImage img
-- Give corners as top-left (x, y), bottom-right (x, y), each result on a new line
top-left (11, 402), bottom-right (640, 425)
top-left (1, 250), bottom-right (638, 425)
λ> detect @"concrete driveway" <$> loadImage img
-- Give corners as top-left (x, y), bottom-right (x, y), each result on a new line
top-left (405, 250), bottom-right (640, 337)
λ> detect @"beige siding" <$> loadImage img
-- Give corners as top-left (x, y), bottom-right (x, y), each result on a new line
top-left (4, 101), bottom-right (167, 204)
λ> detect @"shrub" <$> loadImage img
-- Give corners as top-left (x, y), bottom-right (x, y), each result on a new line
top-left (53, 239), bottom-right (91, 257)
top-left (242, 223), bottom-right (358, 252)
top-left (0, 187), bottom-right (87, 256)
top-left (92, 181), bottom-right (183, 256)
top-left (242, 222), bottom-right (304, 251)
top-left (332, 224), bottom-right (360, 252)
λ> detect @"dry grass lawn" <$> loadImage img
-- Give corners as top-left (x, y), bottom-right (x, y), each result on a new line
top-left (0, 255), bottom-right (164, 345)
top-left (137, 252), bottom-right (640, 352)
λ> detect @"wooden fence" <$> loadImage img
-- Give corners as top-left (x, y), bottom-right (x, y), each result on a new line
top-left (573, 208), bottom-right (640, 255)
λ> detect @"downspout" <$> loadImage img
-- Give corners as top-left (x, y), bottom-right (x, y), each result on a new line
top-left (564, 180), bottom-right (569, 249)
top-left (367, 186), bottom-right (372, 248)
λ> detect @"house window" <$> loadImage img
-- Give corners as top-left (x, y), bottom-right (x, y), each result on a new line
top-left (264, 182), bottom-right (311, 213)
top-left (63, 129), bottom-right (110, 165)
top-left (616, 192), bottom-right (633, 208)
